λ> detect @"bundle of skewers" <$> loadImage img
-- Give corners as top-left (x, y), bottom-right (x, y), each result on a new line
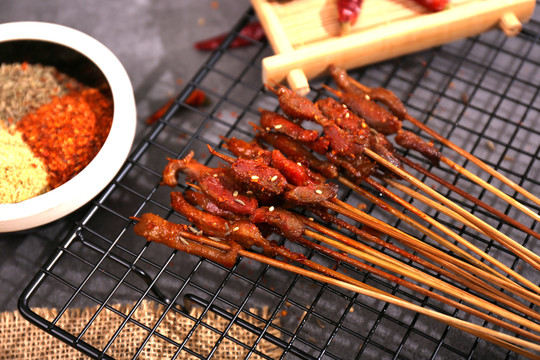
top-left (133, 65), bottom-right (540, 357)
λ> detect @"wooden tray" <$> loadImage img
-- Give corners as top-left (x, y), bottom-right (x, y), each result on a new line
top-left (251, 0), bottom-right (536, 94)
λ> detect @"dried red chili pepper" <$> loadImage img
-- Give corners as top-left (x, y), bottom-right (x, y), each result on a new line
top-left (185, 88), bottom-right (208, 107)
top-left (337, 0), bottom-right (364, 34)
top-left (194, 22), bottom-right (265, 51)
top-left (145, 89), bottom-right (208, 125)
top-left (16, 88), bottom-right (113, 189)
top-left (412, 0), bottom-right (449, 11)
top-left (146, 98), bottom-right (175, 125)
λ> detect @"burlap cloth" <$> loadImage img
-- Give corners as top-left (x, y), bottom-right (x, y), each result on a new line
top-left (0, 300), bottom-right (283, 359)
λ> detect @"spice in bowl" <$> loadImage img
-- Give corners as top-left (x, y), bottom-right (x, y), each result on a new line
top-left (0, 121), bottom-right (49, 203)
top-left (0, 62), bottom-right (113, 204)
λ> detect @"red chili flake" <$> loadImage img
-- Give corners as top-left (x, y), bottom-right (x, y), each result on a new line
top-left (146, 98), bottom-right (175, 125)
top-left (186, 89), bottom-right (208, 108)
top-left (21, 61), bottom-right (28, 70)
top-left (412, 0), bottom-right (449, 11)
top-left (16, 88), bottom-right (113, 189)
top-left (337, 0), bottom-right (364, 34)
top-left (145, 89), bottom-right (208, 125)
top-left (194, 22), bottom-right (265, 51)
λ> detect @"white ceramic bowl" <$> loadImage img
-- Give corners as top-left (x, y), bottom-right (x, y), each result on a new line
top-left (0, 22), bottom-right (136, 232)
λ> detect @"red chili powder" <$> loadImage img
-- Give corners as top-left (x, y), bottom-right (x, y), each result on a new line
top-left (16, 88), bottom-right (113, 189)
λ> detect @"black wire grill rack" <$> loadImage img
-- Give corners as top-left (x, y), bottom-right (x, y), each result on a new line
top-left (19, 4), bottom-right (540, 360)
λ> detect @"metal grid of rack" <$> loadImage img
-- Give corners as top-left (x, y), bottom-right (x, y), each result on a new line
top-left (19, 4), bottom-right (539, 359)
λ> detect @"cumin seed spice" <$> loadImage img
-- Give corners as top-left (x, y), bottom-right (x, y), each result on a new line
top-left (0, 62), bottom-right (80, 126)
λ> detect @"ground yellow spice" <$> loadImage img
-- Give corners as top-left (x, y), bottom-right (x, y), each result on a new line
top-left (0, 124), bottom-right (50, 203)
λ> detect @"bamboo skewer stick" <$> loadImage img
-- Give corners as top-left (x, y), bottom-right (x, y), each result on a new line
top-left (347, 77), bottom-right (540, 209)
top-left (383, 176), bottom-right (540, 268)
top-left (370, 149), bottom-right (540, 269)
top-left (307, 204), bottom-right (540, 308)
top-left (356, 176), bottom-right (500, 274)
top-left (397, 154), bottom-right (540, 241)
top-left (332, 189), bottom-right (497, 288)
top-left (272, 242), bottom-right (384, 296)
top-left (421, 248), bottom-right (540, 309)
top-left (303, 219), bottom-right (540, 322)
top-left (437, 252), bottom-right (540, 307)
top-left (325, 195), bottom-right (540, 296)
top-left (365, 148), bottom-right (540, 280)
top-left (354, 173), bottom-right (540, 294)
top-left (431, 128), bottom-right (540, 209)
top-left (440, 156), bottom-right (540, 224)
top-left (304, 209), bottom-right (501, 299)
top-left (326, 204), bottom-right (540, 308)
top-left (323, 198), bottom-right (437, 254)
top-left (302, 227), bottom-right (540, 332)
top-left (334, 179), bottom-right (540, 307)
top-left (298, 230), bottom-right (540, 342)
top-left (169, 225), bottom-right (540, 355)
